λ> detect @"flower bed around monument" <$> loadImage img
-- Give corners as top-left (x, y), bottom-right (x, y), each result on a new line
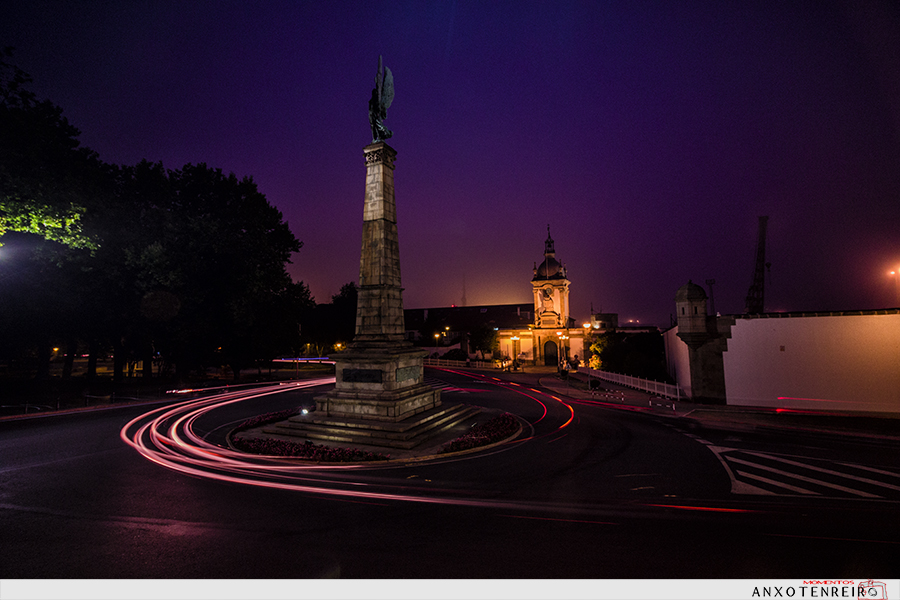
top-left (230, 409), bottom-right (390, 462)
top-left (231, 436), bottom-right (390, 462)
top-left (440, 412), bottom-right (520, 454)
top-left (232, 408), bottom-right (298, 434)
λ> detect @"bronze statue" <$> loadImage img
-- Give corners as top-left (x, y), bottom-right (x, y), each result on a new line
top-left (368, 56), bottom-right (394, 142)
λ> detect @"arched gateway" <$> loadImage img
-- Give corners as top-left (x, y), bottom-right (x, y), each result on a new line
top-left (543, 340), bottom-right (558, 367)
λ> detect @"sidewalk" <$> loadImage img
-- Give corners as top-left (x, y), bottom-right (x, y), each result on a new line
top-left (539, 371), bottom-right (900, 444)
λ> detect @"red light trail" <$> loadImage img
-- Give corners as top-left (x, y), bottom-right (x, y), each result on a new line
top-left (119, 373), bottom-right (766, 523)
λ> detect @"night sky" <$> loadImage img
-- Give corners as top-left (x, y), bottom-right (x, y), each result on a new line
top-left (3, 1), bottom-right (899, 327)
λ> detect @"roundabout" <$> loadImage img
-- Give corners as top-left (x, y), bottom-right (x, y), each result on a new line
top-left (118, 369), bottom-right (586, 511)
top-left (4, 367), bottom-right (898, 579)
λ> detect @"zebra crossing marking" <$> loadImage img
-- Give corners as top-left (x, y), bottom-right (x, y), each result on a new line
top-left (702, 442), bottom-right (900, 499)
top-left (724, 454), bottom-right (880, 498)
top-left (733, 469), bottom-right (820, 495)
top-left (740, 450), bottom-right (900, 494)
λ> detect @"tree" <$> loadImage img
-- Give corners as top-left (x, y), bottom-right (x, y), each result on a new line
top-left (0, 52), bottom-right (306, 385)
top-left (469, 324), bottom-right (498, 359)
top-left (142, 163), bottom-right (302, 379)
top-left (330, 282), bottom-right (358, 345)
top-left (0, 49), bottom-right (110, 380)
top-left (300, 282), bottom-right (357, 354)
top-left (0, 48), bottom-right (100, 251)
top-left (590, 330), bottom-right (670, 381)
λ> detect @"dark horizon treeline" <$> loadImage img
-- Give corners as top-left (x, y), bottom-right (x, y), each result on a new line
top-left (0, 49), bottom-right (349, 383)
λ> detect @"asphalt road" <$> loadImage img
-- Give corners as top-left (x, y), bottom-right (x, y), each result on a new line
top-left (1, 368), bottom-right (898, 579)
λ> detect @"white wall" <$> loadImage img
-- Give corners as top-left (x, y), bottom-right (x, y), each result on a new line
top-left (663, 326), bottom-right (692, 398)
top-left (723, 313), bottom-right (900, 412)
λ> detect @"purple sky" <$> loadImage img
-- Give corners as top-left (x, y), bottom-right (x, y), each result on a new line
top-left (4, 1), bottom-right (899, 327)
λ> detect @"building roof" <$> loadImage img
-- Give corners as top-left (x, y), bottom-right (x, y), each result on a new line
top-left (534, 256), bottom-right (565, 280)
top-left (675, 280), bottom-right (707, 302)
top-left (404, 303), bottom-right (535, 332)
top-left (532, 226), bottom-right (568, 281)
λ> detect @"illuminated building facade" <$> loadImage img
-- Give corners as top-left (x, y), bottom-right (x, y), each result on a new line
top-left (496, 228), bottom-right (587, 368)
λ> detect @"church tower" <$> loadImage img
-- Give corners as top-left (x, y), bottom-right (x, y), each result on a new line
top-left (495, 227), bottom-right (585, 369)
top-left (529, 226), bottom-right (578, 367)
top-left (532, 226), bottom-right (571, 328)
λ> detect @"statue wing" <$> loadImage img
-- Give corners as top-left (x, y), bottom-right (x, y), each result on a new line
top-left (381, 66), bottom-right (394, 111)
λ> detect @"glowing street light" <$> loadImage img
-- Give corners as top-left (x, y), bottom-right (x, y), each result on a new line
top-left (890, 270), bottom-right (900, 306)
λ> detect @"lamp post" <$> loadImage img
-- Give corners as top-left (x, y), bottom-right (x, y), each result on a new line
top-left (890, 270), bottom-right (900, 307)
top-left (583, 322), bottom-right (592, 393)
top-left (434, 333), bottom-right (440, 355)
top-left (555, 332), bottom-right (562, 372)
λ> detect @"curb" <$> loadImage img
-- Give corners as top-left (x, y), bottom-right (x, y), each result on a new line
top-left (538, 377), bottom-right (900, 443)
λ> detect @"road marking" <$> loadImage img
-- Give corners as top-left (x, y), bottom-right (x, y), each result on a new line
top-left (727, 456), bottom-right (883, 498)
top-left (741, 450), bottom-right (900, 493)
top-left (734, 460), bottom-right (821, 496)
top-left (734, 470), bottom-right (819, 495)
top-left (700, 443), bottom-right (900, 499)
top-left (836, 462), bottom-right (900, 479)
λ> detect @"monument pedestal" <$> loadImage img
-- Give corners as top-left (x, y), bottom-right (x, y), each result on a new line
top-left (316, 344), bottom-right (439, 422)
top-left (275, 140), bottom-right (477, 450)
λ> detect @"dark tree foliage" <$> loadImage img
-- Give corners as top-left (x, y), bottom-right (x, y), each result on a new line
top-left (300, 282), bottom-right (357, 354)
top-left (0, 47), bottom-right (102, 250)
top-left (0, 48), bottom-right (111, 380)
top-left (469, 324), bottom-right (498, 359)
top-left (0, 52), bottom-right (310, 383)
top-left (589, 331), bottom-right (671, 382)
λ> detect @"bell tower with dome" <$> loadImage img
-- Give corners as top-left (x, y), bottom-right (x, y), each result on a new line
top-left (532, 226), bottom-right (571, 329)
top-left (494, 227), bottom-right (586, 369)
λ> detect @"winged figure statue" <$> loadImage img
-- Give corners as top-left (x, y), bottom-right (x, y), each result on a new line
top-left (368, 55), bottom-right (394, 142)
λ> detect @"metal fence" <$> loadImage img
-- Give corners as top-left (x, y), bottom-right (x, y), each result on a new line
top-left (583, 368), bottom-right (684, 400)
top-left (423, 358), bottom-right (492, 369)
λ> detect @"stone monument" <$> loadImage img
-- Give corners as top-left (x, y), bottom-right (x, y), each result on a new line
top-left (277, 58), bottom-right (477, 450)
top-left (314, 139), bottom-right (441, 422)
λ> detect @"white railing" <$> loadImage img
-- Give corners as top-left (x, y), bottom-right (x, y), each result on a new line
top-left (583, 368), bottom-right (684, 400)
top-left (423, 358), bottom-right (492, 369)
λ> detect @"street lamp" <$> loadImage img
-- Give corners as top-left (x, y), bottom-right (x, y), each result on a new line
top-left (890, 270), bottom-right (900, 307)
top-left (582, 322), bottom-right (592, 390)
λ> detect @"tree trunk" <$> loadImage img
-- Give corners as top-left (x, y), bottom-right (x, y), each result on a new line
top-left (87, 340), bottom-right (99, 379)
top-left (112, 338), bottom-right (125, 384)
top-left (62, 337), bottom-right (77, 379)
top-left (35, 337), bottom-right (51, 381)
top-left (142, 345), bottom-right (154, 379)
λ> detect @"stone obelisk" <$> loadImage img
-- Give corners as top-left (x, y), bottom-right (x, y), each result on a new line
top-left (314, 142), bottom-right (441, 422)
top-left (283, 57), bottom-right (480, 450)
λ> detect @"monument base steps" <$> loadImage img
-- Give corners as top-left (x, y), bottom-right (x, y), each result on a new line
top-left (266, 402), bottom-right (481, 450)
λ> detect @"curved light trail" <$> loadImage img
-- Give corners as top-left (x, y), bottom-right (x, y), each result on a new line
top-left (119, 371), bottom-right (756, 522)
top-left (119, 371), bottom-right (584, 507)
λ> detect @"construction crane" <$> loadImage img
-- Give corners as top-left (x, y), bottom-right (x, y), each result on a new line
top-left (744, 216), bottom-right (770, 314)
